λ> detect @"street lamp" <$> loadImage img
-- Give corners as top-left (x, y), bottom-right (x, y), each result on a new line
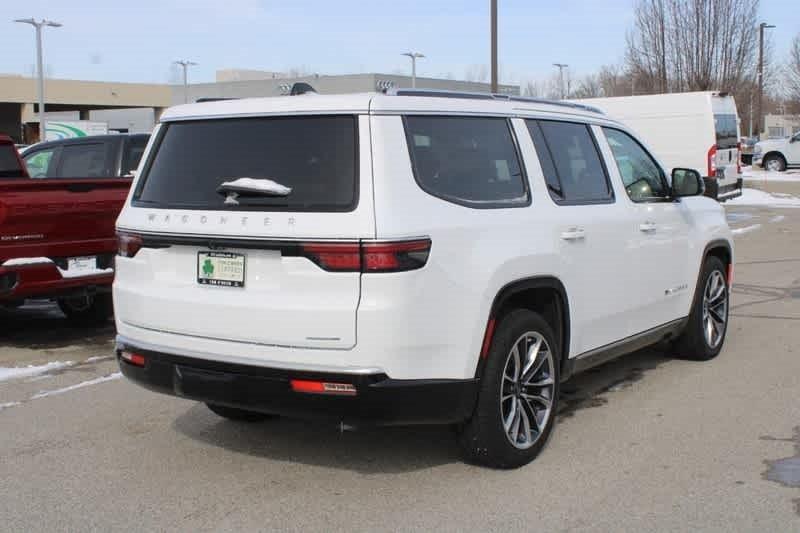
top-left (553, 63), bottom-right (568, 99)
top-left (401, 52), bottom-right (425, 88)
top-left (173, 60), bottom-right (198, 103)
top-left (756, 22), bottom-right (775, 138)
top-left (14, 17), bottom-right (62, 142)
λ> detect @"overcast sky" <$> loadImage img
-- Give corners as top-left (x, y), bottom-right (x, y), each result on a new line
top-left (3, 0), bottom-right (798, 86)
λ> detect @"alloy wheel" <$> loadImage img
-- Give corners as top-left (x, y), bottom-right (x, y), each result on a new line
top-left (702, 270), bottom-right (728, 349)
top-left (500, 332), bottom-right (555, 450)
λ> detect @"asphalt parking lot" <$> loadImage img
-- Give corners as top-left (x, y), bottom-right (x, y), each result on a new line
top-left (1, 179), bottom-right (799, 532)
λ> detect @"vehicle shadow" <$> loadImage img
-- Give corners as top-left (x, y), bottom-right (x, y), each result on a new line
top-left (171, 346), bottom-right (669, 474)
top-left (0, 301), bottom-right (115, 350)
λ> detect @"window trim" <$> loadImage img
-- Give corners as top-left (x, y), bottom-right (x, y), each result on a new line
top-left (131, 115), bottom-right (361, 213)
top-left (528, 119), bottom-right (616, 206)
top-left (601, 126), bottom-right (672, 204)
top-left (402, 114), bottom-right (531, 210)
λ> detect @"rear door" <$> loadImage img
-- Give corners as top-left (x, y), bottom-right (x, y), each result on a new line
top-left (711, 97), bottom-right (740, 182)
top-left (115, 114), bottom-right (373, 350)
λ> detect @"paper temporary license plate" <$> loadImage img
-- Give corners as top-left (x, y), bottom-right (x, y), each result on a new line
top-left (68, 256), bottom-right (97, 274)
top-left (197, 252), bottom-right (245, 288)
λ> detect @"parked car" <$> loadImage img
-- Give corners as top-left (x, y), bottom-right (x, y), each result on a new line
top-left (740, 136), bottom-right (757, 166)
top-left (753, 131), bottom-right (800, 171)
top-left (114, 90), bottom-right (733, 468)
top-left (1, 134), bottom-right (141, 323)
top-left (21, 133), bottom-right (149, 179)
top-left (574, 91), bottom-right (743, 201)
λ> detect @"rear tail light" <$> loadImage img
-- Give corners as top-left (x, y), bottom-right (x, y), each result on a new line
top-left (736, 142), bottom-right (742, 174)
top-left (120, 351), bottom-right (146, 367)
top-left (290, 379), bottom-right (357, 396)
top-left (117, 232), bottom-right (143, 258)
top-left (707, 145), bottom-right (717, 177)
top-left (299, 238), bottom-right (431, 273)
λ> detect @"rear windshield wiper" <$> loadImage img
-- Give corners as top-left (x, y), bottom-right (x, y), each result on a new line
top-left (216, 177), bottom-right (292, 205)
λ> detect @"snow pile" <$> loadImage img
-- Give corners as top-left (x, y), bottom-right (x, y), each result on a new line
top-left (0, 361), bottom-right (74, 383)
top-left (742, 169), bottom-right (800, 182)
top-left (726, 188), bottom-right (800, 208)
top-left (731, 224), bottom-right (761, 235)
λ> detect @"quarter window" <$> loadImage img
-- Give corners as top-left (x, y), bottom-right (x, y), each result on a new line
top-left (527, 120), bottom-right (613, 204)
top-left (602, 128), bottom-right (668, 202)
top-left (404, 116), bottom-right (528, 208)
top-left (23, 148), bottom-right (57, 178)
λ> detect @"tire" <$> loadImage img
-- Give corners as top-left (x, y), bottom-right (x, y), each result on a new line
top-left (763, 154), bottom-right (786, 172)
top-left (458, 309), bottom-right (560, 469)
top-left (672, 256), bottom-right (729, 361)
top-left (57, 293), bottom-right (113, 326)
top-left (206, 403), bottom-right (277, 422)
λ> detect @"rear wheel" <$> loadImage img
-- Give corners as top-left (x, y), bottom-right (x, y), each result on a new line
top-left (57, 293), bottom-right (113, 326)
top-left (206, 403), bottom-right (277, 422)
top-left (672, 256), bottom-right (729, 361)
top-left (763, 154), bottom-right (786, 172)
top-left (458, 309), bottom-right (559, 469)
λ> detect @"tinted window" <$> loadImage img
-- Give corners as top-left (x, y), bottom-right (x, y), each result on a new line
top-left (23, 148), bottom-right (57, 178)
top-left (528, 120), bottom-right (612, 204)
top-left (603, 128), bottom-right (668, 201)
top-left (0, 145), bottom-right (24, 178)
top-left (122, 136), bottom-right (149, 176)
top-left (135, 116), bottom-right (357, 211)
top-left (404, 116), bottom-right (528, 208)
top-left (714, 114), bottom-right (738, 149)
top-left (58, 143), bottom-right (110, 177)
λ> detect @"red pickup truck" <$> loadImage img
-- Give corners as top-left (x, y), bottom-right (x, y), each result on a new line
top-left (0, 135), bottom-right (134, 324)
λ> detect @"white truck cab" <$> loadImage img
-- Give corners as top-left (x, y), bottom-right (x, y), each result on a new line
top-left (753, 131), bottom-right (800, 171)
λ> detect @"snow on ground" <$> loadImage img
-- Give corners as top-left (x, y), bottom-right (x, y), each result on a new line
top-left (0, 361), bottom-right (74, 383)
top-left (742, 168), bottom-right (800, 182)
top-left (726, 188), bottom-right (800, 208)
top-left (731, 224), bottom-right (762, 235)
top-left (0, 401), bottom-right (21, 411)
top-left (30, 372), bottom-right (121, 399)
top-left (770, 215), bottom-right (786, 223)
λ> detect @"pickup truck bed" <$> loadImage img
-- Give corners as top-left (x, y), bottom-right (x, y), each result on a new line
top-left (0, 136), bottom-right (132, 323)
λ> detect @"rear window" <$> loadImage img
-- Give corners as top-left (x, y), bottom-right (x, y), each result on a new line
top-left (0, 144), bottom-right (24, 178)
top-left (134, 116), bottom-right (357, 211)
top-left (57, 143), bottom-right (111, 177)
top-left (714, 114), bottom-right (738, 149)
top-left (403, 116), bottom-right (529, 208)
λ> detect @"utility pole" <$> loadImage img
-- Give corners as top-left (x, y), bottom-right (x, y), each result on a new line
top-left (490, 0), bottom-right (498, 93)
top-left (757, 22), bottom-right (775, 138)
top-left (553, 63), bottom-right (568, 99)
top-left (401, 52), bottom-right (425, 88)
top-left (14, 18), bottom-right (62, 142)
top-left (173, 60), bottom-right (197, 104)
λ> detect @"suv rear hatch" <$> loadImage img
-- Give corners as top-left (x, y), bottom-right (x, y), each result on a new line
top-left (116, 114), bottom-right (374, 350)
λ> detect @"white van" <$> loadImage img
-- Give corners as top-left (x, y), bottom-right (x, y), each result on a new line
top-left (574, 92), bottom-right (743, 201)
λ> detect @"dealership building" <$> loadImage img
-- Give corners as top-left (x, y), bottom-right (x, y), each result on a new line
top-left (0, 70), bottom-right (519, 143)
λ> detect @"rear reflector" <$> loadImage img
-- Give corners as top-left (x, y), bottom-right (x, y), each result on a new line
top-left (290, 379), bottom-right (357, 396)
top-left (120, 351), bottom-right (146, 367)
top-left (480, 317), bottom-right (497, 359)
top-left (298, 238), bottom-right (431, 273)
top-left (727, 263), bottom-right (734, 286)
top-left (117, 232), bottom-right (143, 258)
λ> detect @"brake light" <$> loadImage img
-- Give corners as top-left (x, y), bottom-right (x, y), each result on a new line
top-left (117, 232), bottom-right (143, 258)
top-left (736, 142), bottom-right (742, 174)
top-left (290, 379), bottom-right (357, 396)
top-left (120, 351), bottom-right (146, 367)
top-left (707, 145), bottom-right (717, 177)
top-left (298, 239), bottom-right (431, 273)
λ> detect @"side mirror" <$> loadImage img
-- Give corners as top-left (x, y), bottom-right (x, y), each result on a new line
top-left (671, 168), bottom-right (704, 198)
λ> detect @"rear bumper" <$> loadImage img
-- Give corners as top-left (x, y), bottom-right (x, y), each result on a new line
top-left (0, 262), bottom-right (113, 302)
top-left (116, 337), bottom-right (479, 426)
top-left (703, 177), bottom-right (742, 202)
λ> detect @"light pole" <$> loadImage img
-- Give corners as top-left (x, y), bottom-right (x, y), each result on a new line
top-left (553, 63), bottom-right (568, 99)
top-left (14, 17), bottom-right (62, 142)
top-left (401, 52), bottom-right (425, 88)
top-left (173, 60), bottom-right (197, 103)
top-left (490, 0), bottom-right (498, 93)
top-left (756, 22), bottom-right (775, 138)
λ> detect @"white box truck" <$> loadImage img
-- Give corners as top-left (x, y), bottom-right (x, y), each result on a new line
top-left (574, 91), bottom-right (743, 201)
top-left (44, 120), bottom-right (108, 142)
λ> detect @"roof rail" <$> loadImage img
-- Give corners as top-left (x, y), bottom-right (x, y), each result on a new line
top-left (387, 88), bottom-right (604, 114)
top-left (195, 97), bottom-right (239, 103)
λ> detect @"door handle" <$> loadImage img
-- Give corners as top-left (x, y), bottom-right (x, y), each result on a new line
top-left (560, 227), bottom-right (586, 241)
top-left (639, 221), bottom-right (657, 233)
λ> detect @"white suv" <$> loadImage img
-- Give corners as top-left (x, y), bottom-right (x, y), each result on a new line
top-left (114, 90), bottom-right (733, 468)
top-left (753, 131), bottom-right (800, 171)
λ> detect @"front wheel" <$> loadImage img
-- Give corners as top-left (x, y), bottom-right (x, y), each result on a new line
top-left (763, 154), bottom-right (786, 172)
top-left (458, 309), bottom-right (560, 469)
top-left (57, 293), bottom-right (113, 326)
top-left (672, 256), bottom-right (729, 360)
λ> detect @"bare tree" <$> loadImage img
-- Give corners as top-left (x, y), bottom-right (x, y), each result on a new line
top-left (522, 80), bottom-right (543, 97)
top-left (464, 64), bottom-right (489, 83)
top-left (788, 33), bottom-right (800, 106)
top-left (572, 74), bottom-right (605, 98)
top-left (626, 0), bottom-right (760, 94)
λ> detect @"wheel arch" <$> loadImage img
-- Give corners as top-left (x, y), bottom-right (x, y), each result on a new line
top-left (475, 276), bottom-right (571, 379)
top-left (687, 239), bottom-right (733, 316)
top-left (762, 151), bottom-right (787, 166)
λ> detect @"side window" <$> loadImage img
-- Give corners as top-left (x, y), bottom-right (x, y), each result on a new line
top-left (602, 128), bottom-right (668, 202)
top-left (56, 143), bottom-right (110, 178)
top-left (23, 148), bottom-right (57, 178)
top-left (527, 120), bottom-right (613, 204)
top-left (122, 137), bottom-right (148, 176)
top-left (404, 116), bottom-right (528, 208)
